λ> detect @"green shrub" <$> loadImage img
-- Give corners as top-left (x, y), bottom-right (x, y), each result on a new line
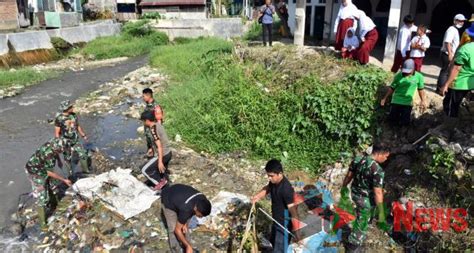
top-left (140, 12), bottom-right (161, 20)
top-left (122, 20), bottom-right (154, 37)
top-left (79, 21), bottom-right (168, 59)
top-left (51, 37), bottom-right (72, 51)
top-left (243, 22), bottom-right (262, 41)
top-left (151, 38), bottom-right (387, 171)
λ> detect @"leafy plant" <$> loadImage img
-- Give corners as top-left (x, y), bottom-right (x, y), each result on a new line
top-left (140, 12), bottom-right (161, 20)
top-left (243, 22), bottom-right (262, 41)
top-left (122, 20), bottom-right (154, 37)
top-left (428, 147), bottom-right (456, 180)
top-left (78, 21), bottom-right (168, 59)
top-left (151, 38), bottom-right (388, 172)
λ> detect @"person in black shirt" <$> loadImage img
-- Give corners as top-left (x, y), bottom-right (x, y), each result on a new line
top-left (161, 184), bottom-right (211, 253)
top-left (251, 159), bottom-right (300, 252)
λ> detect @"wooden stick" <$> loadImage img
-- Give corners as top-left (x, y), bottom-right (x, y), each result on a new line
top-left (238, 203), bottom-right (256, 252)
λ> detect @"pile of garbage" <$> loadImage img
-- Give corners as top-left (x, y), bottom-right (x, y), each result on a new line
top-left (74, 66), bottom-right (167, 118)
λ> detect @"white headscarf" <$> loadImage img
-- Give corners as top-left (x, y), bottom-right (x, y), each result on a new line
top-left (333, 0), bottom-right (359, 33)
top-left (344, 27), bottom-right (360, 48)
top-left (339, 0), bottom-right (358, 19)
top-left (356, 10), bottom-right (376, 38)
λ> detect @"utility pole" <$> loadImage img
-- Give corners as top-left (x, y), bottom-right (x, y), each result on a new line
top-left (293, 0), bottom-right (305, 45)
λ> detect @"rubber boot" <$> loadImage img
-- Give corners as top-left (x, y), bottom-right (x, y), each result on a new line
top-left (49, 192), bottom-right (59, 211)
top-left (79, 158), bottom-right (89, 174)
top-left (37, 207), bottom-right (48, 230)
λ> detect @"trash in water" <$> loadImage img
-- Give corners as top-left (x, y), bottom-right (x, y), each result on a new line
top-left (72, 168), bottom-right (160, 220)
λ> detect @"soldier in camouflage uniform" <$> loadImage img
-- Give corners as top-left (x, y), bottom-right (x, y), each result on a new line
top-left (54, 100), bottom-right (90, 175)
top-left (25, 138), bottom-right (73, 229)
top-left (341, 143), bottom-right (391, 252)
top-left (142, 88), bottom-right (164, 157)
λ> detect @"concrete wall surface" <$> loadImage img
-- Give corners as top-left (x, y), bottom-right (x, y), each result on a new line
top-left (0, 34), bottom-right (8, 56)
top-left (46, 23), bottom-right (121, 44)
top-left (152, 18), bottom-right (243, 40)
top-left (8, 31), bottom-right (53, 52)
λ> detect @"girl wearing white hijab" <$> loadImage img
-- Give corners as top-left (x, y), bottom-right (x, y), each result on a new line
top-left (354, 10), bottom-right (378, 65)
top-left (342, 28), bottom-right (360, 59)
top-left (334, 0), bottom-right (359, 51)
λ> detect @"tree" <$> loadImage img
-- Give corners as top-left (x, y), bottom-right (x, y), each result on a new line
top-left (294, 0), bottom-right (305, 45)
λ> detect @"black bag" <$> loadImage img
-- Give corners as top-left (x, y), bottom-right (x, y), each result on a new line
top-left (258, 7), bottom-right (269, 24)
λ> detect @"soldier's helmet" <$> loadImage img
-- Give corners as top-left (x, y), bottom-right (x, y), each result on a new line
top-left (50, 137), bottom-right (71, 152)
top-left (59, 100), bottom-right (74, 112)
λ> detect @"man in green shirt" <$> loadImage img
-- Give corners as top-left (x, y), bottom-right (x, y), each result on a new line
top-left (381, 59), bottom-right (426, 126)
top-left (439, 23), bottom-right (474, 118)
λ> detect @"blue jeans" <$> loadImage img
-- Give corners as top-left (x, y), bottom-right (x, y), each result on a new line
top-left (271, 225), bottom-right (291, 253)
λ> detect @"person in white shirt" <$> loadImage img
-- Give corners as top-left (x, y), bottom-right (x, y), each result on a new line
top-left (436, 14), bottom-right (466, 92)
top-left (342, 28), bottom-right (360, 59)
top-left (391, 15), bottom-right (417, 73)
top-left (410, 25), bottom-right (430, 72)
top-left (354, 10), bottom-right (378, 65)
top-left (333, 0), bottom-right (359, 51)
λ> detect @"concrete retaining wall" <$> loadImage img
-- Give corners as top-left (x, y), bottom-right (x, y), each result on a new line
top-left (152, 18), bottom-right (243, 40)
top-left (46, 23), bottom-right (121, 44)
top-left (0, 22), bottom-right (121, 58)
top-left (8, 31), bottom-right (53, 53)
top-left (0, 34), bottom-right (8, 56)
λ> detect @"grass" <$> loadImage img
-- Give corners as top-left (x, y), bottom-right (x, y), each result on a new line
top-left (77, 21), bottom-right (169, 60)
top-left (150, 38), bottom-right (388, 172)
top-left (0, 68), bottom-right (58, 88)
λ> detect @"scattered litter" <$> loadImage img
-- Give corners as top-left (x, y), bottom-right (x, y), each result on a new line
top-left (72, 168), bottom-right (160, 220)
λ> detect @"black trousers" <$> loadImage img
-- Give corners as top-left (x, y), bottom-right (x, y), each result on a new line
top-left (141, 151), bottom-right (172, 185)
top-left (443, 89), bottom-right (469, 118)
top-left (389, 104), bottom-right (412, 126)
top-left (262, 23), bottom-right (273, 46)
top-left (436, 53), bottom-right (450, 92)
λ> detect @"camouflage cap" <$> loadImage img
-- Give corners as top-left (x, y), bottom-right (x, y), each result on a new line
top-left (59, 100), bottom-right (74, 112)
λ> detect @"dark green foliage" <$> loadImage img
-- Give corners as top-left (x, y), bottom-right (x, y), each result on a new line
top-left (122, 20), bottom-right (155, 37)
top-left (151, 38), bottom-right (388, 172)
top-left (79, 21), bottom-right (168, 59)
top-left (140, 12), bottom-right (161, 20)
top-left (243, 22), bottom-right (263, 41)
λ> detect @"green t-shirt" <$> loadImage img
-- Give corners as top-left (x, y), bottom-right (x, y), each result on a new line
top-left (390, 72), bottom-right (424, 106)
top-left (453, 42), bottom-right (474, 90)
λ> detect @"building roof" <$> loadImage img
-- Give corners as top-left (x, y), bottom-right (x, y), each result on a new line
top-left (139, 0), bottom-right (205, 7)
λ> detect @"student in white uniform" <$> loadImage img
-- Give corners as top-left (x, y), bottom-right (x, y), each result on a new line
top-left (410, 24), bottom-right (431, 72)
top-left (391, 15), bottom-right (417, 73)
top-left (437, 14), bottom-right (466, 92)
top-left (342, 28), bottom-right (360, 59)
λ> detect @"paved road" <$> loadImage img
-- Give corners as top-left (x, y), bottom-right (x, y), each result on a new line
top-left (0, 56), bottom-right (147, 228)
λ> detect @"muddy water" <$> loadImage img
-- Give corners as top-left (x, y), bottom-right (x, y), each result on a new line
top-left (0, 56), bottom-right (147, 250)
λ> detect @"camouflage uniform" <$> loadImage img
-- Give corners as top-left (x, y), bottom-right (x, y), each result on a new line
top-left (348, 155), bottom-right (385, 246)
top-left (54, 112), bottom-right (89, 172)
top-left (144, 100), bottom-right (163, 152)
top-left (25, 139), bottom-right (64, 207)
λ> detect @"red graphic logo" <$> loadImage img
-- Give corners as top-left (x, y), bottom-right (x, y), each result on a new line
top-left (393, 201), bottom-right (468, 233)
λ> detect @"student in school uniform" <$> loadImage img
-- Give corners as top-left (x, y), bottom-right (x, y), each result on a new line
top-left (355, 10), bottom-right (379, 65)
top-left (334, 0), bottom-right (359, 51)
top-left (342, 28), bottom-right (360, 59)
top-left (391, 15), bottom-right (417, 73)
top-left (410, 25), bottom-right (431, 72)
